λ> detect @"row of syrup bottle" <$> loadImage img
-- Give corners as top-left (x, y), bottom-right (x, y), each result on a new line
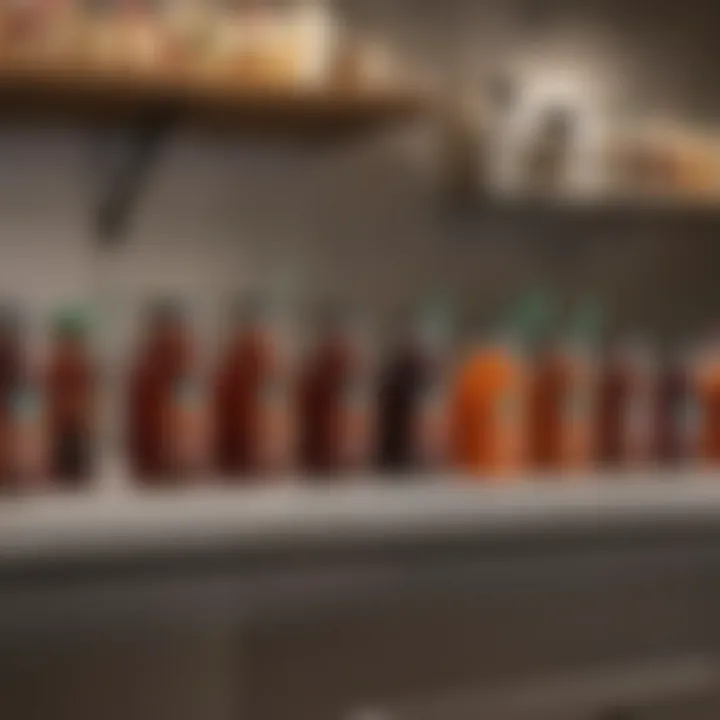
top-left (126, 298), bottom-right (452, 483)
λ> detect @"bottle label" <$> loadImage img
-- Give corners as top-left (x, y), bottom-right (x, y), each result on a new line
top-left (173, 377), bottom-right (199, 409)
top-left (564, 387), bottom-right (590, 424)
top-left (344, 374), bottom-right (369, 412)
top-left (624, 391), bottom-right (652, 458)
top-left (419, 376), bottom-right (443, 411)
top-left (258, 375), bottom-right (291, 470)
top-left (412, 376), bottom-right (447, 467)
top-left (340, 374), bottom-right (372, 467)
top-left (260, 375), bottom-right (286, 408)
top-left (167, 375), bottom-right (207, 474)
top-left (496, 391), bottom-right (518, 426)
top-left (6, 384), bottom-right (44, 479)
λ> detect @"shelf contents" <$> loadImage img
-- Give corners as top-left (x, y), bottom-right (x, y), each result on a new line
top-left (45, 310), bottom-right (96, 485)
top-left (656, 348), bottom-right (697, 465)
top-left (0, 306), bottom-right (46, 489)
top-left (126, 301), bottom-right (210, 485)
top-left (297, 307), bottom-right (374, 477)
top-left (0, 295), bottom-right (718, 492)
top-left (450, 322), bottom-right (526, 479)
top-left (527, 303), bottom-right (598, 472)
top-left (0, 0), bottom-right (422, 135)
top-left (597, 341), bottom-right (658, 468)
top-left (214, 297), bottom-right (293, 478)
top-left (443, 74), bottom-right (720, 210)
top-left (377, 303), bottom-right (449, 473)
top-left (696, 339), bottom-right (720, 464)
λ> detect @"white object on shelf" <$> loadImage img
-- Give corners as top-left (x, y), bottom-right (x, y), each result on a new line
top-left (293, 0), bottom-right (336, 87)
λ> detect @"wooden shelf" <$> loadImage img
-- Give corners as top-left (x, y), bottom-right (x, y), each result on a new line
top-left (0, 58), bottom-right (427, 139)
top-left (445, 195), bottom-right (720, 230)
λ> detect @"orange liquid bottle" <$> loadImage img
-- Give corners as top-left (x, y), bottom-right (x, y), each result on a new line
top-left (451, 294), bottom-right (555, 479)
top-left (451, 338), bottom-right (527, 478)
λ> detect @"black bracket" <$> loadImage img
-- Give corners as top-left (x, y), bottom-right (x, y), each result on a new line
top-left (90, 112), bottom-right (175, 247)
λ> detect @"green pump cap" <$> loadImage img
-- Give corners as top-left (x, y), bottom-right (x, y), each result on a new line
top-left (52, 308), bottom-right (89, 339)
top-left (415, 293), bottom-right (452, 346)
top-left (568, 297), bottom-right (604, 348)
top-left (506, 289), bottom-right (554, 351)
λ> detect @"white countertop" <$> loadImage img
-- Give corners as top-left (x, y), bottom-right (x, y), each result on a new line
top-left (1, 469), bottom-right (720, 566)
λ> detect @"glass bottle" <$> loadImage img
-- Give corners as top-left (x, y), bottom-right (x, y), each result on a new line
top-left (214, 297), bottom-right (294, 479)
top-left (45, 310), bottom-right (96, 486)
top-left (597, 340), bottom-right (658, 469)
top-left (297, 306), bottom-right (374, 477)
top-left (127, 300), bottom-right (209, 485)
top-left (449, 296), bottom-right (545, 479)
top-left (527, 303), bottom-right (600, 473)
top-left (0, 306), bottom-right (47, 491)
top-left (377, 304), bottom-right (449, 474)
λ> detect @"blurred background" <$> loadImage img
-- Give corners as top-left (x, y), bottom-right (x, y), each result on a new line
top-left (1, 2), bottom-right (720, 720)
top-left (0, 0), bottom-right (719, 343)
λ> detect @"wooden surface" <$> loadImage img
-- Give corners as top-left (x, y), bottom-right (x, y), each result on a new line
top-left (0, 58), bottom-right (426, 138)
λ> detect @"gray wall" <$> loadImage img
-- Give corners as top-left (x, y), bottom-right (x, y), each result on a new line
top-left (0, 0), bottom-right (719, 350)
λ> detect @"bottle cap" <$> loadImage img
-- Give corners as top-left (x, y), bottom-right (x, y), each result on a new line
top-left (567, 298), bottom-right (603, 350)
top-left (413, 294), bottom-right (452, 349)
top-left (503, 289), bottom-right (553, 352)
top-left (52, 308), bottom-right (89, 339)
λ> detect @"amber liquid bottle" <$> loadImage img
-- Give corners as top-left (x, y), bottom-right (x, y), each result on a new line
top-left (528, 345), bottom-right (596, 473)
top-left (527, 305), bottom-right (600, 474)
top-left (377, 311), bottom-right (448, 474)
top-left (45, 311), bottom-right (96, 487)
top-left (127, 302), bottom-right (209, 485)
top-left (214, 300), bottom-right (293, 479)
top-left (297, 311), bottom-right (373, 477)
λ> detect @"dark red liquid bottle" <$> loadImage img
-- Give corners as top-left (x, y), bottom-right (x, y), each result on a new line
top-left (297, 310), bottom-right (374, 477)
top-left (127, 301), bottom-right (209, 485)
top-left (655, 350), bottom-right (698, 465)
top-left (597, 342), bottom-right (658, 469)
top-left (377, 314), bottom-right (448, 473)
top-left (214, 300), bottom-right (293, 479)
top-left (45, 311), bottom-right (96, 486)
